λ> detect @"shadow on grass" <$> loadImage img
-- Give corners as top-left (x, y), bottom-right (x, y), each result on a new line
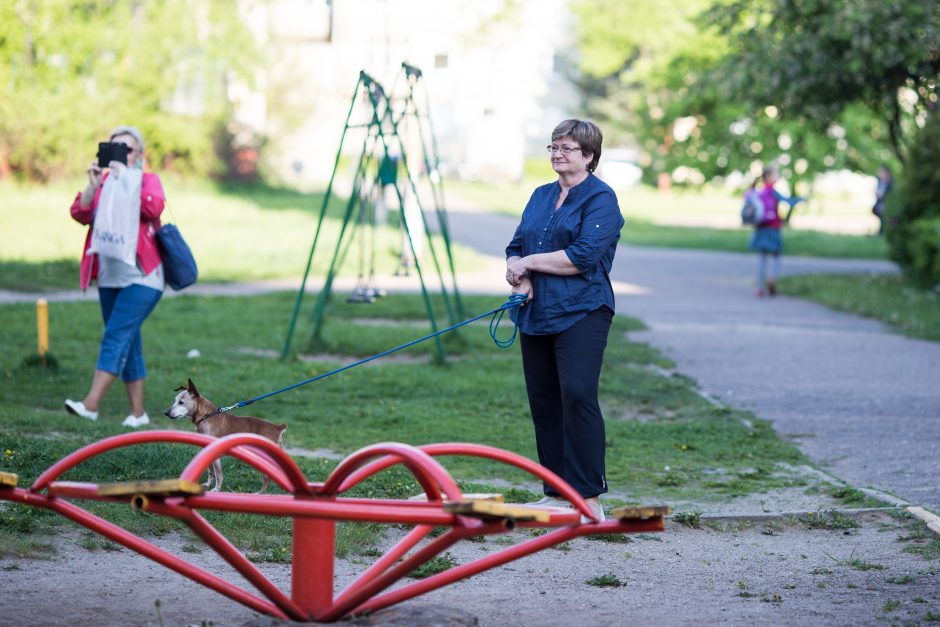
top-left (214, 181), bottom-right (349, 218)
top-left (0, 260), bottom-right (79, 292)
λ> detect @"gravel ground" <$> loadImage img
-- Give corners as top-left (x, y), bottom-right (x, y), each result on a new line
top-left (1, 510), bottom-right (937, 626)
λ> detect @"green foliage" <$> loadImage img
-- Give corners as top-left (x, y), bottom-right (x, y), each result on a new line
top-left (571, 0), bottom-right (938, 185)
top-left (568, 0), bottom-right (715, 146)
top-left (584, 573), bottom-right (625, 587)
top-left (886, 113), bottom-right (940, 286)
top-left (904, 218), bottom-right (940, 287)
top-left (672, 511), bottom-right (702, 528)
top-left (703, 0), bottom-right (940, 164)
top-left (407, 553), bottom-right (457, 579)
top-left (0, 1), bottom-right (261, 181)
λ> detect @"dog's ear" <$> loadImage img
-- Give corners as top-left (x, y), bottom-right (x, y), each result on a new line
top-left (174, 385), bottom-right (187, 392)
top-left (187, 378), bottom-right (200, 397)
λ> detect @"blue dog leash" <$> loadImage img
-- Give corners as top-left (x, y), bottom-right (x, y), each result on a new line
top-left (213, 293), bottom-right (528, 415)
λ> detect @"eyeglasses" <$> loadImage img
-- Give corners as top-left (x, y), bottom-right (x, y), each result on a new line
top-left (546, 145), bottom-right (582, 155)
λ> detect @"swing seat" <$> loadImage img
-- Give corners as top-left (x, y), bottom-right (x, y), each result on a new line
top-left (443, 499), bottom-right (557, 523)
top-left (610, 505), bottom-right (671, 521)
top-left (96, 478), bottom-right (204, 498)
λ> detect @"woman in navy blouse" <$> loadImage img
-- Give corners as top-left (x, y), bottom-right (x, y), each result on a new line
top-left (505, 119), bottom-right (624, 521)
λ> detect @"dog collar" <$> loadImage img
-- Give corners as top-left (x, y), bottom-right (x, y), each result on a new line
top-left (195, 409), bottom-right (222, 427)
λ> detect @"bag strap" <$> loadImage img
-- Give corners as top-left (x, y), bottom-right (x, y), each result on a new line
top-left (162, 199), bottom-right (178, 225)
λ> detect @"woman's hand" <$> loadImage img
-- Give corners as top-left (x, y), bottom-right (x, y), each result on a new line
top-left (86, 163), bottom-right (103, 189)
top-left (506, 258), bottom-right (528, 286)
top-left (80, 162), bottom-right (104, 209)
top-left (511, 276), bottom-right (533, 303)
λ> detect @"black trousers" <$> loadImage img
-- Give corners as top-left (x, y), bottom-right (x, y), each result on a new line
top-left (519, 306), bottom-right (613, 498)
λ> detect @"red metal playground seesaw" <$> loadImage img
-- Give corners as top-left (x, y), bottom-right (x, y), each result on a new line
top-left (0, 430), bottom-right (668, 622)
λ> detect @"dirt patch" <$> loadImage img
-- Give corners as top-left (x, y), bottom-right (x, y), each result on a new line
top-left (1, 512), bottom-right (937, 625)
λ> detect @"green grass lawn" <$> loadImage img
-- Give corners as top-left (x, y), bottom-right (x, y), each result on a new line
top-left (779, 273), bottom-right (940, 343)
top-left (0, 175), bottom-right (886, 293)
top-left (0, 292), bottom-right (815, 559)
top-left (0, 177), bottom-right (484, 291)
top-left (447, 178), bottom-right (888, 260)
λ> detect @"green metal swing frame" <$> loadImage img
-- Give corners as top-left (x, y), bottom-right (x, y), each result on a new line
top-left (281, 67), bottom-right (463, 363)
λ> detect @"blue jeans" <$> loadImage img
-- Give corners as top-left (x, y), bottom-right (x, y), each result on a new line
top-left (96, 285), bottom-right (162, 382)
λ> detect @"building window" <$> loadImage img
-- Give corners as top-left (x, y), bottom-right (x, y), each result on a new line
top-left (434, 54), bottom-right (448, 68)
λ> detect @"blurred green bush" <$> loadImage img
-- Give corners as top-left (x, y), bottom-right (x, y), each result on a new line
top-left (887, 113), bottom-right (940, 288)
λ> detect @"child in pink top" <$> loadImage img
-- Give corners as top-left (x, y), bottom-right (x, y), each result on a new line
top-left (749, 166), bottom-right (803, 297)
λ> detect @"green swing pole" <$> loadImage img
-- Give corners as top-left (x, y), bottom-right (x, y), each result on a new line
top-left (402, 63), bottom-right (465, 320)
top-left (282, 73), bottom-right (364, 359)
top-left (308, 127), bottom-right (379, 345)
top-left (362, 72), bottom-right (447, 364)
top-left (379, 83), bottom-right (458, 329)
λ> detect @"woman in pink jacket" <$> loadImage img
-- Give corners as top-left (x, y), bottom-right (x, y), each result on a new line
top-left (64, 125), bottom-right (166, 428)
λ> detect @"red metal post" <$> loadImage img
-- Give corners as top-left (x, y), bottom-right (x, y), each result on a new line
top-left (292, 496), bottom-right (336, 620)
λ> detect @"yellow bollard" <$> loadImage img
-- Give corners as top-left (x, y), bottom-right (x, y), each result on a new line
top-left (37, 298), bottom-right (49, 357)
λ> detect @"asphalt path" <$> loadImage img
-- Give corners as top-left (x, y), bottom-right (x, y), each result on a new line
top-left (444, 206), bottom-right (940, 513)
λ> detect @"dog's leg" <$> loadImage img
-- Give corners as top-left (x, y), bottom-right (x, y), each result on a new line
top-left (257, 474), bottom-right (270, 494)
top-left (207, 459), bottom-right (223, 492)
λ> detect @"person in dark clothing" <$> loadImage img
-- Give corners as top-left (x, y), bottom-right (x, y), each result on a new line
top-left (872, 164), bottom-right (893, 235)
top-left (505, 119), bottom-right (624, 521)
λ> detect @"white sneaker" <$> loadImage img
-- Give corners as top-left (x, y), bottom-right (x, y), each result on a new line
top-left (524, 496), bottom-right (605, 522)
top-left (122, 413), bottom-right (150, 428)
top-left (64, 399), bottom-right (98, 421)
top-left (524, 496), bottom-right (571, 508)
top-left (583, 500), bottom-right (606, 523)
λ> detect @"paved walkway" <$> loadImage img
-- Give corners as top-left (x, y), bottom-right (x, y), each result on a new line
top-left (444, 207), bottom-right (940, 512)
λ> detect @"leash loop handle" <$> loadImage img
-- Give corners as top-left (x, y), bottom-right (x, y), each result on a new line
top-left (490, 293), bottom-right (526, 348)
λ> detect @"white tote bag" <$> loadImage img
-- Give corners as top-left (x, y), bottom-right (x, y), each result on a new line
top-left (87, 168), bottom-right (142, 266)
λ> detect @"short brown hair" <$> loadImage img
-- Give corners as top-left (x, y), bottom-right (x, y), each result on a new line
top-left (551, 119), bottom-right (603, 172)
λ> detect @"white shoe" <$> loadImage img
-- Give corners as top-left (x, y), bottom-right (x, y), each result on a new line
top-left (583, 500), bottom-right (606, 523)
top-left (122, 413), bottom-right (150, 428)
top-left (65, 399), bottom-right (98, 421)
top-left (524, 496), bottom-right (605, 522)
top-left (524, 496), bottom-right (571, 508)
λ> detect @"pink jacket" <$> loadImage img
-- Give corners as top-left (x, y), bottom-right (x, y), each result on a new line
top-left (70, 172), bottom-right (166, 290)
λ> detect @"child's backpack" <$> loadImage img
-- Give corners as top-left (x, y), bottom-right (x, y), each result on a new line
top-left (741, 190), bottom-right (764, 225)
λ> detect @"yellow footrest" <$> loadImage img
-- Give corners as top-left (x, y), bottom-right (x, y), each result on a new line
top-left (0, 472), bottom-right (18, 489)
top-left (444, 500), bottom-right (554, 523)
top-left (610, 505), bottom-right (671, 521)
top-left (97, 479), bottom-right (204, 498)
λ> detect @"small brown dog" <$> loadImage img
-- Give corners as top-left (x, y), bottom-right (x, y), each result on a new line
top-left (164, 378), bottom-right (287, 492)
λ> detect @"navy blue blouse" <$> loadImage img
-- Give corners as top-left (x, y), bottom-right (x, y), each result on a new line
top-left (505, 173), bottom-right (624, 335)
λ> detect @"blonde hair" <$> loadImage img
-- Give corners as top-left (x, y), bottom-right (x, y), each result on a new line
top-left (109, 125), bottom-right (144, 153)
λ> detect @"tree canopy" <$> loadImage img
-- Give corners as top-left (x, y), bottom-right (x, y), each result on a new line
top-left (570, 0), bottom-right (940, 185)
top-left (0, 0), bottom-right (261, 181)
